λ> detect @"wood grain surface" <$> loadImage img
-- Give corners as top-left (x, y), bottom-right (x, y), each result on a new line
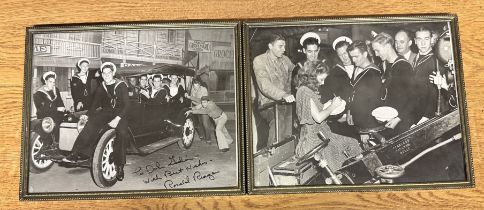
top-left (1, 0), bottom-right (484, 209)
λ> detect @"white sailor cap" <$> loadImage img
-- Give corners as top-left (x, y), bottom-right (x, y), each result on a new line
top-left (77, 58), bottom-right (90, 67)
top-left (100, 62), bottom-right (117, 75)
top-left (332, 36), bottom-right (353, 50)
top-left (300, 32), bottom-right (321, 46)
top-left (42, 71), bottom-right (56, 81)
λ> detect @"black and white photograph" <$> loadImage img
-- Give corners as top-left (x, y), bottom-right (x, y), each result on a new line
top-left (21, 23), bottom-right (243, 199)
top-left (246, 16), bottom-right (473, 191)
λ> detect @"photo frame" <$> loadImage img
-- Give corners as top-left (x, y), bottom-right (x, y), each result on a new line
top-left (19, 14), bottom-right (475, 199)
top-left (20, 21), bottom-right (245, 200)
top-left (244, 15), bottom-right (474, 194)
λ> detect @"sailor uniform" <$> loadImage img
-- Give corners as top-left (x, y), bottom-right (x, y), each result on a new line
top-left (380, 56), bottom-right (415, 136)
top-left (411, 52), bottom-right (450, 122)
top-left (70, 79), bottom-right (130, 165)
top-left (149, 86), bottom-right (170, 104)
top-left (70, 70), bottom-right (99, 111)
top-left (320, 63), bottom-right (354, 104)
top-left (348, 64), bottom-right (383, 129)
top-left (33, 86), bottom-right (65, 145)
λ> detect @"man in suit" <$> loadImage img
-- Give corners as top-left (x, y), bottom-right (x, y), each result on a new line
top-left (395, 30), bottom-right (417, 66)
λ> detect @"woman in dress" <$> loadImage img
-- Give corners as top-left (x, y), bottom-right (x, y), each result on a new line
top-left (295, 62), bottom-right (361, 171)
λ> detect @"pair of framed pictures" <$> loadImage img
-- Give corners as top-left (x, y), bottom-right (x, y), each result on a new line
top-left (20, 14), bottom-right (474, 200)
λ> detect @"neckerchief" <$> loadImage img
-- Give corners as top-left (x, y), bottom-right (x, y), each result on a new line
top-left (37, 86), bottom-right (57, 102)
top-left (102, 79), bottom-right (124, 108)
top-left (413, 52), bottom-right (434, 70)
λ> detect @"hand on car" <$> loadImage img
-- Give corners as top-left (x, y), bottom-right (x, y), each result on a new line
top-left (429, 72), bottom-right (449, 90)
top-left (57, 107), bottom-right (66, 112)
top-left (80, 115), bottom-right (88, 121)
top-left (283, 94), bottom-right (295, 103)
top-left (185, 110), bottom-right (192, 116)
top-left (76, 102), bottom-right (83, 111)
top-left (108, 116), bottom-right (121, 128)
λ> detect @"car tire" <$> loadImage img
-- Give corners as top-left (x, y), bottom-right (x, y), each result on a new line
top-left (29, 132), bottom-right (54, 173)
top-left (91, 129), bottom-right (118, 188)
top-left (177, 115), bottom-right (195, 150)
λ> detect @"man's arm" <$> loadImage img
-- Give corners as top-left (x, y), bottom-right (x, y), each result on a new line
top-left (87, 86), bottom-right (102, 116)
top-left (253, 57), bottom-right (291, 101)
top-left (116, 82), bottom-right (131, 119)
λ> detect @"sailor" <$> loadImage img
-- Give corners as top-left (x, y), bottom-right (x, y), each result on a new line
top-left (70, 58), bottom-right (99, 111)
top-left (64, 62), bottom-right (130, 181)
top-left (33, 71), bottom-right (66, 145)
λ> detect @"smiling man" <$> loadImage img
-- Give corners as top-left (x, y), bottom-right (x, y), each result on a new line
top-left (253, 33), bottom-right (295, 147)
top-left (64, 62), bottom-right (130, 181)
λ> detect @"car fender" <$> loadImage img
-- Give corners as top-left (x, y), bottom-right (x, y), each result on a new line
top-left (30, 119), bottom-right (42, 133)
top-left (94, 124), bottom-right (136, 147)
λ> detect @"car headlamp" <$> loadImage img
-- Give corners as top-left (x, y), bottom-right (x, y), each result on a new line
top-left (41, 117), bottom-right (55, 133)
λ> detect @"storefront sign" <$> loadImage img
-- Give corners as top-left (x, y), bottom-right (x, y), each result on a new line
top-left (188, 40), bottom-right (212, 52)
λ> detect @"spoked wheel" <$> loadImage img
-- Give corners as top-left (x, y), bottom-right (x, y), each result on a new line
top-left (29, 132), bottom-right (54, 173)
top-left (178, 116), bottom-right (194, 150)
top-left (92, 129), bottom-right (118, 188)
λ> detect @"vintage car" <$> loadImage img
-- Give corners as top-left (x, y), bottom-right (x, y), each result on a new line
top-left (29, 63), bottom-right (196, 188)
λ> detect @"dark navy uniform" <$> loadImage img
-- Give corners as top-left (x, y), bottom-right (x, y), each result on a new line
top-left (149, 86), bottom-right (169, 104)
top-left (33, 87), bottom-right (65, 145)
top-left (380, 56), bottom-right (415, 136)
top-left (70, 70), bottom-right (99, 111)
top-left (320, 63), bottom-right (353, 104)
top-left (349, 64), bottom-right (383, 129)
top-left (71, 79), bottom-right (130, 166)
top-left (412, 52), bottom-right (450, 122)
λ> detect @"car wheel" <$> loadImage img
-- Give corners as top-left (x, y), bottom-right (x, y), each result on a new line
top-left (91, 129), bottom-right (118, 188)
top-left (177, 116), bottom-right (194, 150)
top-left (29, 132), bottom-right (54, 173)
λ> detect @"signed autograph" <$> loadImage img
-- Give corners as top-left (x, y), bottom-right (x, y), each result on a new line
top-left (135, 154), bottom-right (218, 189)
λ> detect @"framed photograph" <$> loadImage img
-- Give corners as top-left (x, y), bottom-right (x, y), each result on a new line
top-left (245, 15), bottom-right (474, 194)
top-left (20, 21), bottom-right (245, 199)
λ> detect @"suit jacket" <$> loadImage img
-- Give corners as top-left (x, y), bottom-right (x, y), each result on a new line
top-left (253, 50), bottom-right (295, 106)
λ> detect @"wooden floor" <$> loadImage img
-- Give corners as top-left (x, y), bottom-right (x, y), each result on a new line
top-left (1, 0), bottom-right (484, 209)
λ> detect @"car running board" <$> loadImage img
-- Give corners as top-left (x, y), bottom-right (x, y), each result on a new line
top-left (137, 136), bottom-right (181, 155)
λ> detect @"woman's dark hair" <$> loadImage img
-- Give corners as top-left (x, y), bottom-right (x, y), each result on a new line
top-left (295, 61), bottom-right (330, 92)
top-left (302, 37), bottom-right (319, 49)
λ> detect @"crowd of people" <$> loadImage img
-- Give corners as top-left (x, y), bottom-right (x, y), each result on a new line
top-left (252, 26), bottom-right (456, 171)
top-left (32, 59), bottom-right (233, 181)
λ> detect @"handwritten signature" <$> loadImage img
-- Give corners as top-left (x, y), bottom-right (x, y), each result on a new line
top-left (193, 170), bottom-right (220, 182)
top-left (168, 155), bottom-right (194, 166)
top-left (163, 171), bottom-right (220, 189)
